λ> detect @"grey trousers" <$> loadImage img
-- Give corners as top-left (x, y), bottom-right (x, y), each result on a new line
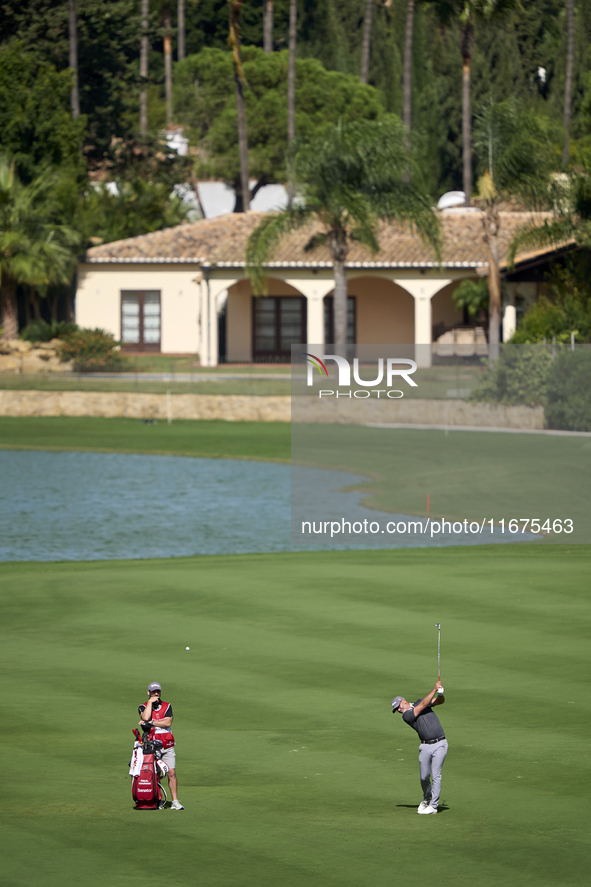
top-left (418, 739), bottom-right (448, 809)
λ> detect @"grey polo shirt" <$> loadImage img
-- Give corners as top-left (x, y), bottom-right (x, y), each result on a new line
top-left (402, 700), bottom-right (445, 742)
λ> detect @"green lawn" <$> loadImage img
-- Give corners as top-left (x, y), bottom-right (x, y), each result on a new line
top-left (123, 353), bottom-right (200, 373)
top-left (295, 424), bottom-right (591, 541)
top-left (0, 362), bottom-right (477, 397)
top-left (125, 355), bottom-right (291, 374)
top-left (0, 374), bottom-right (292, 396)
top-left (2, 546), bottom-right (589, 886)
top-left (0, 417), bottom-right (291, 462)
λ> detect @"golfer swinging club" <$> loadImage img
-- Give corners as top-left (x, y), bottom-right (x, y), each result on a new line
top-left (391, 625), bottom-right (447, 815)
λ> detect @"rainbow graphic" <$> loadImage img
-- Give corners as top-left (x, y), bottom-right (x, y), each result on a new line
top-left (305, 353), bottom-right (329, 377)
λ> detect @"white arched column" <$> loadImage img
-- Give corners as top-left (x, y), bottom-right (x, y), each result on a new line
top-left (284, 277), bottom-right (336, 346)
top-left (198, 271), bottom-right (239, 367)
top-left (392, 277), bottom-right (453, 367)
top-left (503, 284), bottom-right (517, 342)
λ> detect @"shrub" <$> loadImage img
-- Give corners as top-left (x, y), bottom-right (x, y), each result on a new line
top-left (59, 328), bottom-right (127, 373)
top-left (469, 345), bottom-right (553, 407)
top-left (21, 320), bottom-right (78, 342)
top-left (545, 349), bottom-right (591, 431)
top-left (510, 252), bottom-right (591, 344)
top-left (452, 278), bottom-right (489, 320)
top-left (510, 299), bottom-right (579, 344)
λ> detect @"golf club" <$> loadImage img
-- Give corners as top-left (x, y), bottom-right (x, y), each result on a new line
top-left (435, 623), bottom-right (444, 694)
top-left (435, 623), bottom-right (441, 679)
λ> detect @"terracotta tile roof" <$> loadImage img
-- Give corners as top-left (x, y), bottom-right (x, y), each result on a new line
top-left (84, 209), bottom-right (555, 269)
top-left (497, 239), bottom-right (577, 271)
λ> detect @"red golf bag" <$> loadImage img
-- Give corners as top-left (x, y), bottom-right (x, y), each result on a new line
top-left (131, 731), bottom-right (167, 810)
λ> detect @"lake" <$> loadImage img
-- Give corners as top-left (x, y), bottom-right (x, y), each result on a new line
top-left (0, 450), bottom-right (537, 561)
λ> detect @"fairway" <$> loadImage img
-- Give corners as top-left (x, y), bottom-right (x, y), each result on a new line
top-left (0, 416), bottom-right (291, 462)
top-left (2, 546), bottom-right (589, 887)
top-left (294, 423), bottom-right (591, 540)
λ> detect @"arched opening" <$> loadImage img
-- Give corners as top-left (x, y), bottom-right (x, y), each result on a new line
top-left (340, 276), bottom-right (414, 344)
top-left (226, 277), bottom-right (306, 363)
top-left (431, 280), bottom-right (474, 342)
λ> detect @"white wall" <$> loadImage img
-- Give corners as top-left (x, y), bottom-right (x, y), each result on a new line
top-left (76, 264), bottom-right (203, 353)
top-left (76, 264), bottom-right (478, 361)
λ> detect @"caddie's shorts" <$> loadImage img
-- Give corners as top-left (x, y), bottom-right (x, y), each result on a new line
top-left (160, 747), bottom-right (176, 770)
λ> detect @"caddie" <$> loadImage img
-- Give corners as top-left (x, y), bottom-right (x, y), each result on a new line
top-left (139, 682), bottom-right (184, 810)
top-left (391, 679), bottom-right (447, 815)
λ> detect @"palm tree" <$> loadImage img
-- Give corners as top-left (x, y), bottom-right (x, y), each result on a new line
top-left (0, 161), bottom-right (78, 340)
top-left (403, 0), bottom-right (416, 131)
top-left (228, 1), bottom-right (250, 212)
top-left (508, 170), bottom-right (591, 263)
top-left (178, 0), bottom-right (186, 60)
top-left (429, 1), bottom-right (518, 205)
top-left (246, 119), bottom-right (441, 345)
top-left (360, 0), bottom-right (374, 84)
top-left (264, 0), bottom-right (273, 53)
top-left (140, 0), bottom-right (149, 135)
top-left (68, 0), bottom-right (80, 118)
top-left (473, 101), bottom-right (555, 356)
top-left (287, 0), bottom-right (297, 206)
top-left (563, 0), bottom-right (575, 165)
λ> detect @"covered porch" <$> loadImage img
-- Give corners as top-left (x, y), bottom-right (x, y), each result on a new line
top-left (201, 268), bottom-right (475, 368)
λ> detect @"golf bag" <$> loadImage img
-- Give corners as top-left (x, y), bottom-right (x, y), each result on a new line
top-left (130, 729), bottom-right (168, 810)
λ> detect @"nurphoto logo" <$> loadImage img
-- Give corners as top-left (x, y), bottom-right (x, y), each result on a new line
top-left (304, 353), bottom-right (418, 399)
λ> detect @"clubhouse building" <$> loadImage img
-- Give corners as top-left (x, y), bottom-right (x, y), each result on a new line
top-left (77, 209), bottom-right (560, 367)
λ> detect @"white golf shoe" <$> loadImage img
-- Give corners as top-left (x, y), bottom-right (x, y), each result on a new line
top-left (171, 800), bottom-right (184, 810)
top-left (417, 800), bottom-right (430, 812)
top-left (417, 804), bottom-right (437, 815)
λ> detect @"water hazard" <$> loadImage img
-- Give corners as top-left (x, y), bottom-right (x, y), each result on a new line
top-left (0, 450), bottom-right (537, 562)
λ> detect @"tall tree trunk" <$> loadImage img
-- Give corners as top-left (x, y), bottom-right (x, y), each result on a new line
top-left (562, 0), bottom-right (575, 164)
top-left (483, 204), bottom-right (501, 360)
top-left (1, 276), bottom-right (18, 340)
top-left (140, 0), bottom-right (149, 135)
top-left (162, 2), bottom-right (173, 126)
top-left (64, 275), bottom-right (76, 323)
top-left (229, 2), bottom-right (250, 212)
top-left (190, 171), bottom-right (208, 218)
top-left (50, 293), bottom-right (59, 324)
top-left (233, 183), bottom-right (244, 213)
top-left (30, 288), bottom-right (43, 322)
top-left (68, 0), bottom-right (80, 117)
top-left (461, 21), bottom-right (474, 205)
top-left (287, 0), bottom-right (296, 207)
top-left (263, 0), bottom-right (273, 53)
top-left (402, 0), bottom-right (415, 131)
top-left (328, 229), bottom-right (349, 346)
top-left (178, 0), bottom-right (186, 60)
top-left (234, 78), bottom-right (250, 211)
top-left (360, 0), bottom-right (373, 84)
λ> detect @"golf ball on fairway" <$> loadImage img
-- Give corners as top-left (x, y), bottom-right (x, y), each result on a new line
top-left (186, 647), bottom-right (190, 651)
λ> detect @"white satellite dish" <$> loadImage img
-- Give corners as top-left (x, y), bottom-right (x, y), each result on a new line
top-left (437, 191), bottom-right (466, 210)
